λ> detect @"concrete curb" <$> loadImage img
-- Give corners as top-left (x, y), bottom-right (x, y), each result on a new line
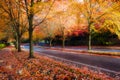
top-left (40, 46), bottom-right (120, 57)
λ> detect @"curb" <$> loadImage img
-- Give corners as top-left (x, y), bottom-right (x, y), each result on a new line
top-left (41, 46), bottom-right (120, 57)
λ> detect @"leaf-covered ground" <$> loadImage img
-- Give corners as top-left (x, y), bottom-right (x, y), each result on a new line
top-left (0, 48), bottom-right (115, 80)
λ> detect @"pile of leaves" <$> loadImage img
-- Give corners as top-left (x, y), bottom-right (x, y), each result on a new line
top-left (0, 48), bottom-right (115, 80)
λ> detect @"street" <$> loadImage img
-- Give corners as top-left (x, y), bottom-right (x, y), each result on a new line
top-left (23, 45), bottom-right (120, 77)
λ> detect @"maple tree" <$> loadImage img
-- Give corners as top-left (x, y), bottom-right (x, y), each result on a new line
top-left (41, 18), bottom-right (57, 47)
top-left (54, 11), bottom-right (69, 48)
top-left (33, 28), bottom-right (46, 44)
top-left (52, 0), bottom-right (74, 48)
top-left (69, 0), bottom-right (118, 50)
top-left (23, 0), bottom-right (55, 58)
top-left (0, 0), bottom-right (120, 53)
top-left (0, 0), bottom-right (28, 52)
top-left (0, 17), bottom-right (9, 42)
top-left (68, 0), bottom-right (84, 29)
top-left (101, 2), bottom-right (120, 39)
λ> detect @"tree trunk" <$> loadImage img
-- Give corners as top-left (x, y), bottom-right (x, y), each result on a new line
top-left (17, 24), bottom-right (21, 52)
top-left (62, 37), bottom-right (65, 48)
top-left (88, 32), bottom-right (91, 50)
top-left (29, 28), bottom-right (34, 58)
top-left (15, 40), bottom-right (18, 50)
top-left (17, 35), bottom-right (21, 52)
top-left (15, 35), bottom-right (18, 50)
top-left (49, 39), bottom-right (52, 48)
top-left (28, 7), bottom-right (34, 58)
top-left (88, 24), bottom-right (92, 50)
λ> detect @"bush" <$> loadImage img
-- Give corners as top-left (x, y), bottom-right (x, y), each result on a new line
top-left (92, 31), bottom-right (118, 46)
top-left (0, 43), bottom-right (6, 49)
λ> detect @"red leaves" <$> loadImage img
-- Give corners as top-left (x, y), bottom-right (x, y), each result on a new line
top-left (0, 48), bottom-right (114, 80)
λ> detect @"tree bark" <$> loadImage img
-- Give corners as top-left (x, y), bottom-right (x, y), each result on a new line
top-left (28, 14), bottom-right (34, 58)
top-left (17, 23), bottom-right (21, 52)
top-left (88, 23), bottom-right (92, 50)
top-left (17, 35), bottom-right (21, 52)
top-left (62, 37), bottom-right (65, 48)
top-left (49, 39), bottom-right (52, 48)
top-left (29, 23), bottom-right (34, 58)
top-left (14, 32), bottom-right (18, 50)
top-left (24, 0), bottom-right (34, 58)
top-left (15, 36), bottom-right (18, 50)
top-left (29, 29), bottom-right (34, 58)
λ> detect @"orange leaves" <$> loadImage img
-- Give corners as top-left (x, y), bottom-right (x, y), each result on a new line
top-left (0, 48), bottom-right (115, 80)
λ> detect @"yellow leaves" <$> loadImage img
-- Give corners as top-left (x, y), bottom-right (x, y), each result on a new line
top-left (33, 28), bottom-right (46, 40)
top-left (22, 32), bottom-right (29, 39)
top-left (33, 1), bottom-right (49, 13)
top-left (102, 19), bottom-right (120, 39)
top-left (0, 30), bottom-right (6, 40)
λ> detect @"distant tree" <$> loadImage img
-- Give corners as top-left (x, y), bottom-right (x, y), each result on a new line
top-left (41, 18), bottom-right (57, 47)
top-left (54, 11), bottom-right (72, 48)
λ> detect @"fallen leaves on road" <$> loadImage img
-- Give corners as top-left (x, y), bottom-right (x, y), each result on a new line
top-left (0, 48), bottom-right (116, 80)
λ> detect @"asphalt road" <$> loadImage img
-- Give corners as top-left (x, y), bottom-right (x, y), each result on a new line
top-left (23, 45), bottom-right (120, 76)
